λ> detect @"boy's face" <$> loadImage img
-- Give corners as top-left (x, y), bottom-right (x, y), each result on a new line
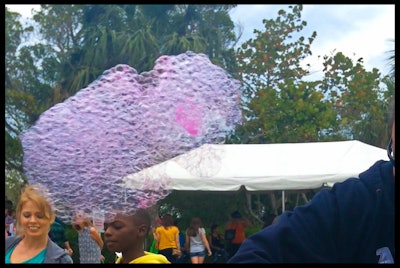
top-left (104, 213), bottom-right (146, 253)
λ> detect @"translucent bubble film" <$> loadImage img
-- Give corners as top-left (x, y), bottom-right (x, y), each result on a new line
top-left (19, 51), bottom-right (242, 223)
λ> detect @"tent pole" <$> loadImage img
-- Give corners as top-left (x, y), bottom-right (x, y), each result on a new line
top-left (302, 193), bottom-right (309, 204)
top-left (246, 192), bottom-right (261, 222)
top-left (282, 190), bottom-right (285, 213)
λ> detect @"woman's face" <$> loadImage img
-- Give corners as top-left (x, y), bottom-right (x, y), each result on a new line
top-left (73, 222), bottom-right (82, 231)
top-left (19, 200), bottom-right (52, 238)
top-left (72, 217), bottom-right (86, 231)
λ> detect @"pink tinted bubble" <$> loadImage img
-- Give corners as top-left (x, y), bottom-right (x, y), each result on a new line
top-left (175, 102), bottom-right (202, 136)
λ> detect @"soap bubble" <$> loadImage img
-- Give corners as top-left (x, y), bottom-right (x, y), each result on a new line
top-left (20, 52), bottom-right (242, 223)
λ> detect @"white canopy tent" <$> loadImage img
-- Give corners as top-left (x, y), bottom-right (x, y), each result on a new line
top-left (122, 140), bottom-right (388, 212)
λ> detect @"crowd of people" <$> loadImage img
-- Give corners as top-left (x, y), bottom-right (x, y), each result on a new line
top-left (5, 188), bottom-right (251, 264)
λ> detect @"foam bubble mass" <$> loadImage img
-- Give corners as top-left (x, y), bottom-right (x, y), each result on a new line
top-left (19, 51), bottom-right (242, 223)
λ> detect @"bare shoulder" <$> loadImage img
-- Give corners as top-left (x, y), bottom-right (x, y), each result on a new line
top-left (89, 227), bottom-right (100, 235)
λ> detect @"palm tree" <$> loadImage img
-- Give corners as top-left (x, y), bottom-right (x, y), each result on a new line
top-left (386, 39), bottom-right (394, 76)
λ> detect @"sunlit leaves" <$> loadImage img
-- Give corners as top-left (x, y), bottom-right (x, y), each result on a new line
top-left (320, 51), bottom-right (390, 147)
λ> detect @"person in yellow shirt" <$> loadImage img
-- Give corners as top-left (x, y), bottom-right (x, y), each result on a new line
top-left (154, 214), bottom-right (181, 263)
top-left (104, 208), bottom-right (170, 264)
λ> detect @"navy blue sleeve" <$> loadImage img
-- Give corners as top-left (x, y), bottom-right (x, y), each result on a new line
top-left (228, 175), bottom-right (387, 263)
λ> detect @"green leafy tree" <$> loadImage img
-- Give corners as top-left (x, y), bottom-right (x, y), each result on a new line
top-left (319, 51), bottom-right (392, 147)
top-left (228, 5), bottom-right (336, 144)
top-left (236, 5), bottom-right (316, 99)
top-left (36, 4), bottom-right (239, 96)
top-left (5, 8), bottom-right (44, 193)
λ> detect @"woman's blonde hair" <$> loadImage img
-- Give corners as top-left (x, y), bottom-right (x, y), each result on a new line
top-left (16, 184), bottom-right (56, 226)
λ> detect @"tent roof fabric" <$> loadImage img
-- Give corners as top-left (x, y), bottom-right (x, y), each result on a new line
top-left (122, 140), bottom-right (388, 192)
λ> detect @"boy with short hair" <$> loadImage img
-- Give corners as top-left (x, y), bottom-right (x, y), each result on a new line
top-left (104, 208), bottom-right (170, 264)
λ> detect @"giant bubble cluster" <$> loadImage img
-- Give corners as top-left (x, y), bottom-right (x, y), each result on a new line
top-left (19, 51), bottom-right (242, 223)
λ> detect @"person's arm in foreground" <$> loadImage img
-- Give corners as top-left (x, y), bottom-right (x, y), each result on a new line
top-left (64, 241), bottom-right (73, 255)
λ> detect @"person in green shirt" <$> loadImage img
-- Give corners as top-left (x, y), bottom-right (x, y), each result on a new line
top-left (48, 217), bottom-right (73, 256)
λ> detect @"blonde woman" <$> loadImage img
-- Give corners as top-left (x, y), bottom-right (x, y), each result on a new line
top-left (5, 185), bottom-right (73, 263)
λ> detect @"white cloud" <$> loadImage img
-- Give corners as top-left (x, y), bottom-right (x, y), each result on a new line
top-left (6, 4), bottom-right (40, 18)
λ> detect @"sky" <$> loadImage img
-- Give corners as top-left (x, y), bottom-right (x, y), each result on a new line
top-left (6, 4), bottom-right (395, 80)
